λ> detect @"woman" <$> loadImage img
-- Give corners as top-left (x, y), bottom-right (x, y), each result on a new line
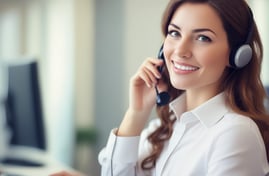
top-left (52, 0), bottom-right (269, 175)
top-left (98, 0), bottom-right (269, 175)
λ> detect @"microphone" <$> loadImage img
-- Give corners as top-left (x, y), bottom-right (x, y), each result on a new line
top-left (155, 85), bottom-right (170, 106)
top-left (155, 45), bottom-right (170, 106)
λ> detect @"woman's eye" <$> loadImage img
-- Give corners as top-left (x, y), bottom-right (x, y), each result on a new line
top-left (197, 35), bottom-right (212, 42)
top-left (168, 30), bottom-right (180, 38)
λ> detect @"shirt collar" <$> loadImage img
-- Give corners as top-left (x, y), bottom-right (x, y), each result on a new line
top-left (169, 92), bottom-right (229, 128)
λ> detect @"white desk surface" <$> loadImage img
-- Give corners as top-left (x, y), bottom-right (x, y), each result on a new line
top-left (0, 146), bottom-right (83, 176)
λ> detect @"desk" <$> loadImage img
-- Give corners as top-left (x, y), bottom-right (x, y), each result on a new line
top-left (0, 146), bottom-right (81, 176)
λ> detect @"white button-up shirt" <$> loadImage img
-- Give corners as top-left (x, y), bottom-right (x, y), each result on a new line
top-left (99, 93), bottom-right (269, 176)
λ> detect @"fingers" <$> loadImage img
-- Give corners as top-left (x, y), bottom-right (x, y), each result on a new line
top-left (145, 57), bottom-right (163, 79)
top-left (135, 57), bottom-right (164, 88)
top-left (128, 57), bottom-right (166, 111)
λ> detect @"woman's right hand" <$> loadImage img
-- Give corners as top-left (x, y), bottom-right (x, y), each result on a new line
top-left (129, 57), bottom-right (164, 112)
top-left (117, 57), bottom-right (165, 136)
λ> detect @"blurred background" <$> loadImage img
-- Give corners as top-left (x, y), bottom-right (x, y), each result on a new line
top-left (0, 0), bottom-right (268, 176)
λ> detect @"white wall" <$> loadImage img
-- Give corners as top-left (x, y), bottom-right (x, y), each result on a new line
top-left (0, 2), bottom-right (21, 57)
top-left (74, 0), bottom-right (95, 128)
top-left (43, 0), bottom-right (75, 165)
top-left (123, 0), bottom-right (168, 99)
top-left (250, 0), bottom-right (269, 85)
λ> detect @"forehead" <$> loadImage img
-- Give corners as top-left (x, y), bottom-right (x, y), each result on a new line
top-left (170, 2), bottom-right (225, 33)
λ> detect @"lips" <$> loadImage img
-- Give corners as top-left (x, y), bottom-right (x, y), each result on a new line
top-left (173, 61), bottom-right (199, 71)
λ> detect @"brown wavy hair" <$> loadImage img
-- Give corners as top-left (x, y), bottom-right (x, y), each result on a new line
top-left (141, 0), bottom-right (269, 170)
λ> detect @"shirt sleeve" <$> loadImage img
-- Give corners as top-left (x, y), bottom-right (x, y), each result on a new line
top-left (98, 119), bottom-right (161, 176)
top-left (207, 120), bottom-right (269, 176)
top-left (98, 128), bottom-right (141, 176)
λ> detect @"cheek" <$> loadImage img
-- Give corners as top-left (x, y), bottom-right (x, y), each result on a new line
top-left (197, 45), bottom-right (229, 78)
top-left (200, 46), bottom-right (230, 68)
top-left (200, 50), bottom-right (230, 83)
top-left (163, 41), bottom-right (175, 69)
top-left (163, 41), bottom-right (171, 60)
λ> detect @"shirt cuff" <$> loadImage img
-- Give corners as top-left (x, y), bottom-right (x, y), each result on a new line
top-left (106, 128), bottom-right (140, 164)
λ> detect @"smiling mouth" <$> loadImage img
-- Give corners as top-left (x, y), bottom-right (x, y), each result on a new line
top-left (173, 62), bottom-right (199, 71)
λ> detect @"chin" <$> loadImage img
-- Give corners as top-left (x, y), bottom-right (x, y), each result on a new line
top-left (170, 78), bottom-right (187, 90)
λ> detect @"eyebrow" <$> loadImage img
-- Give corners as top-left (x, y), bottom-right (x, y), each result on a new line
top-left (169, 23), bottom-right (216, 35)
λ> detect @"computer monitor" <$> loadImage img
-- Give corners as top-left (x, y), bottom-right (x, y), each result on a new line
top-left (4, 59), bottom-right (46, 150)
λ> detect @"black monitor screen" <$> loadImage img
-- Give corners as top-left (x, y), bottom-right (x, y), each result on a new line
top-left (5, 59), bottom-right (46, 150)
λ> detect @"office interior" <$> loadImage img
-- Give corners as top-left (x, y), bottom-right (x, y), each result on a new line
top-left (0, 0), bottom-right (268, 176)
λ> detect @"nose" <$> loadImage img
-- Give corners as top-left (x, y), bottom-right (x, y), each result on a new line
top-left (174, 38), bottom-right (192, 59)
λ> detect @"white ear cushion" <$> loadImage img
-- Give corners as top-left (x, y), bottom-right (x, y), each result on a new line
top-left (234, 44), bottom-right (252, 68)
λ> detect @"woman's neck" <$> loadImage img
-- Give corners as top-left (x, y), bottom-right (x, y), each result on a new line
top-left (185, 89), bottom-right (220, 111)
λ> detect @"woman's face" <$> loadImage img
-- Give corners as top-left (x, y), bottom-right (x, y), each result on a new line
top-left (163, 2), bottom-right (229, 95)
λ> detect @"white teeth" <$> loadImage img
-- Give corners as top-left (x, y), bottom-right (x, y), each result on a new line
top-left (174, 63), bottom-right (198, 71)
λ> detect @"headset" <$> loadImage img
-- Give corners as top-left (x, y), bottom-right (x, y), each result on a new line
top-left (229, 7), bottom-right (254, 68)
top-left (155, 45), bottom-right (170, 106)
